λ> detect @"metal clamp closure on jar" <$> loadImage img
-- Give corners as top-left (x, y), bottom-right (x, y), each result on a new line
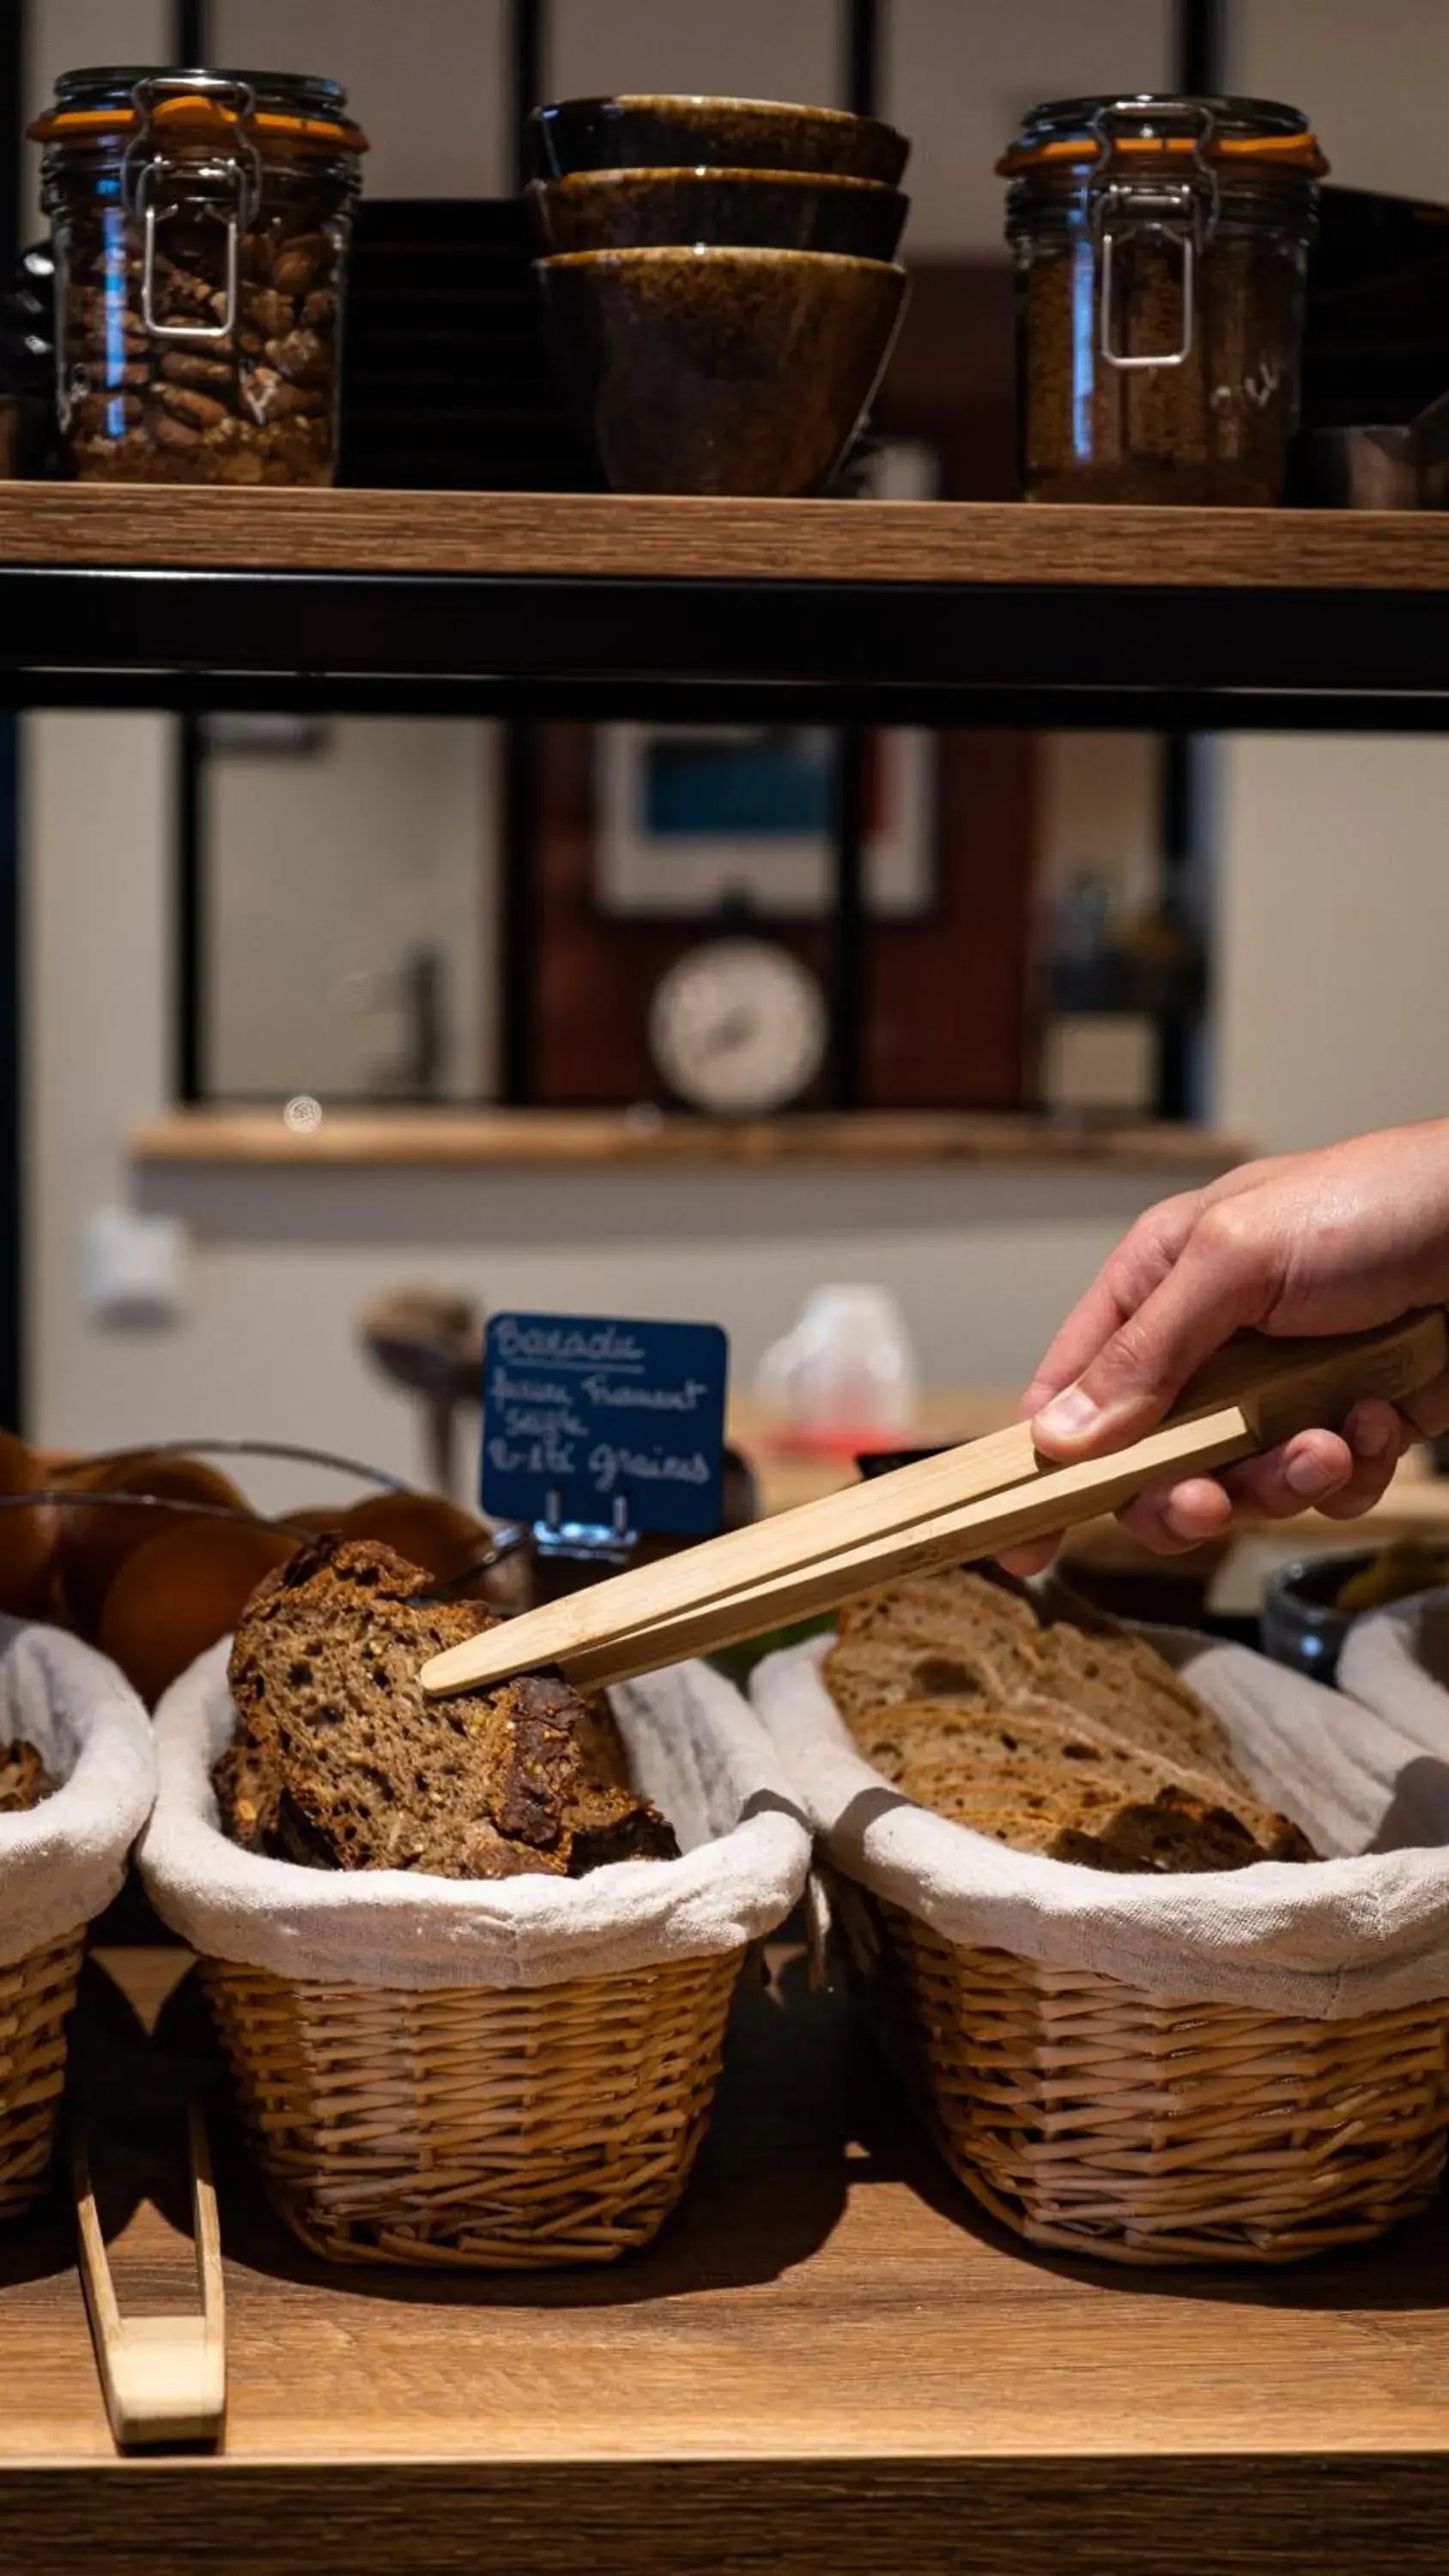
top-left (1088, 102), bottom-right (1219, 373)
top-left (122, 71), bottom-right (263, 343)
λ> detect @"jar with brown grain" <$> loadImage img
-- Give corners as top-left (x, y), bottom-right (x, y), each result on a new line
top-left (999, 94), bottom-right (1325, 506)
top-left (32, 66), bottom-right (367, 486)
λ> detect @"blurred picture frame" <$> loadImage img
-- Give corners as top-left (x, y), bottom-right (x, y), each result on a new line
top-left (593, 438), bottom-right (940, 925)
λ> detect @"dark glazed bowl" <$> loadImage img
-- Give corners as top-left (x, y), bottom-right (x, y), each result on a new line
top-left (535, 245), bottom-right (908, 497)
top-left (528, 94), bottom-right (910, 186)
top-left (527, 167), bottom-right (908, 261)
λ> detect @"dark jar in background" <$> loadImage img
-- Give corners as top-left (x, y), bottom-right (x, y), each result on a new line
top-left (32, 65), bottom-right (367, 486)
top-left (999, 94), bottom-right (1325, 505)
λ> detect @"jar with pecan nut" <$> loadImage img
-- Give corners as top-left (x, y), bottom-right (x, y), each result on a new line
top-left (33, 66), bottom-right (367, 486)
top-left (999, 95), bottom-right (1325, 506)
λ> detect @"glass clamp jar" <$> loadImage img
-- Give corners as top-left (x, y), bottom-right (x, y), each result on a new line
top-left (999, 94), bottom-right (1327, 506)
top-left (32, 65), bottom-right (367, 486)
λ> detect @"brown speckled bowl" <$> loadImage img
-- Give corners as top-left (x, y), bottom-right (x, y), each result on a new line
top-left (527, 167), bottom-right (908, 261)
top-left (535, 246), bottom-right (908, 496)
top-left (528, 94), bottom-right (909, 187)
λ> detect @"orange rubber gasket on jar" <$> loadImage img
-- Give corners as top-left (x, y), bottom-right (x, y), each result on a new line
top-left (29, 101), bottom-right (369, 150)
top-left (997, 132), bottom-right (1325, 177)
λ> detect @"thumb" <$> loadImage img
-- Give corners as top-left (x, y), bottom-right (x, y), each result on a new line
top-left (1031, 1209), bottom-right (1273, 1460)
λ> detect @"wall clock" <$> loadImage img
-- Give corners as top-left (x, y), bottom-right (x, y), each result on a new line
top-left (647, 938), bottom-right (829, 1116)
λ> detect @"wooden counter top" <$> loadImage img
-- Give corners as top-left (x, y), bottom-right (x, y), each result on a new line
top-left (5, 1943), bottom-right (1449, 2573)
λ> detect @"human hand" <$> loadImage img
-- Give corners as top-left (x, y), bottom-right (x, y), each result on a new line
top-left (1003, 1121), bottom-right (1449, 1573)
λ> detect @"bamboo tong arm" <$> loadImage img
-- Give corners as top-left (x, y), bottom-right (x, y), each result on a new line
top-left (73, 2099), bottom-right (226, 2450)
top-left (556, 1396), bottom-right (1260, 1687)
top-left (421, 1309), bottom-right (1448, 1696)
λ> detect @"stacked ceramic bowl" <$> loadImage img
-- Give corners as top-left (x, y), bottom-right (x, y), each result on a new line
top-left (526, 94), bottom-right (911, 495)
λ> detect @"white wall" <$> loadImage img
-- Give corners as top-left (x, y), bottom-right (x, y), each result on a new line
top-left (1234, 0), bottom-right (1449, 203)
top-left (1216, 737), bottom-right (1449, 1152)
top-left (208, 720), bottom-right (493, 1101)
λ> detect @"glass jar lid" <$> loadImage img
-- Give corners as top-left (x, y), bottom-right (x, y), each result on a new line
top-left (30, 64), bottom-right (368, 154)
top-left (998, 94), bottom-right (1325, 179)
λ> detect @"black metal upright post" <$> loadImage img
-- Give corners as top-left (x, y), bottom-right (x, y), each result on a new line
top-left (829, 0), bottom-right (881, 1111)
top-left (171, 3), bottom-right (210, 1109)
top-left (1154, 0), bottom-right (1228, 1119)
top-left (1177, 0), bottom-right (1226, 95)
top-left (175, 714), bottom-right (206, 1102)
top-left (0, 3), bottom-right (24, 1427)
top-left (498, 1), bottom-right (547, 1106)
top-left (177, 0), bottom-right (210, 65)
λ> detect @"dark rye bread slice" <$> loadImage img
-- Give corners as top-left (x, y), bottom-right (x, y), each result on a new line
top-left (213, 1733), bottom-right (281, 1854)
top-left (225, 1535), bottom-right (677, 1879)
top-left (573, 1692), bottom-right (634, 1794)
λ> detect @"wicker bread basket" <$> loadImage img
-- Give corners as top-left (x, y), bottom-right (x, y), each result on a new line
top-left (827, 1868), bottom-right (1448, 2266)
top-left (202, 1945), bottom-right (743, 2268)
top-left (0, 1926), bottom-right (86, 2222)
top-left (142, 1647), bottom-right (809, 2269)
top-left (761, 1631), bottom-right (1449, 2269)
top-left (0, 1621), bottom-right (155, 2221)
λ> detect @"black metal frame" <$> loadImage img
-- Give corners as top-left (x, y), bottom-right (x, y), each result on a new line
top-left (825, 0), bottom-right (882, 1110)
top-left (1, 568), bottom-right (1446, 716)
top-left (497, 0), bottom-right (548, 1104)
top-left (168, 2), bottom-right (211, 1121)
top-left (1155, 0), bottom-right (1228, 1121)
top-left (0, 3), bottom-right (21, 1429)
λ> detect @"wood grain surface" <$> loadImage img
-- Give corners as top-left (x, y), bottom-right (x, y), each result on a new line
top-left (1, 483), bottom-right (1448, 588)
top-left (5, 1945), bottom-right (1449, 2571)
top-left (130, 1106), bottom-right (1249, 1171)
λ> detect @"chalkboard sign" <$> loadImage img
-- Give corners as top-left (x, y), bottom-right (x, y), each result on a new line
top-left (480, 1312), bottom-right (728, 1539)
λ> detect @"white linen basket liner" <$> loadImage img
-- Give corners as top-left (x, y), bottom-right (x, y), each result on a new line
top-left (753, 1623), bottom-right (1449, 2018)
top-left (1340, 1585), bottom-right (1449, 1789)
top-left (0, 1615), bottom-right (156, 1965)
top-left (140, 1640), bottom-right (810, 1990)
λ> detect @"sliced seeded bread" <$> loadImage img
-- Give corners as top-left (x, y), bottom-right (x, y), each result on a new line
top-left (827, 1563), bottom-right (1251, 1802)
top-left (822, 1631), bottom-right (1010, 1731)
top-left (824, 1564), bottom-right (1315, 1873)
top-left (212, 1733), bottom-right (282, 1854)
top-left (222, 1535), bottom-right (677, 1879)
top-left (850, 1692), bottom-right (1302, 1853)
top-left (1051, 1784), bottom-right (1315, 1874)
top-left (836, 1568), bottom-right (1040, 1655)
top-left (1033, 1620), bottom-right (1253, 1794)
top-left (0, 1740), bottom-right (48, 1814)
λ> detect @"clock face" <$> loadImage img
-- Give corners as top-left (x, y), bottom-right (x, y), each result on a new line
top-left (648, 939), bottom-right (829, 1117)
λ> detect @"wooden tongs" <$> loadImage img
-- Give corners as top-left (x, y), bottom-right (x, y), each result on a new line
top-left (72, 2103), bottom-right (226, 2449)
top-left (421, 1310), bottom-right (1447, 1698)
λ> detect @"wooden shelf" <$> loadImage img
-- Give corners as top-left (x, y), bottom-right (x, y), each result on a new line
top-left (2, 484), bottom-right (1448, 587)
top-left (2, 486), bottom-right (1448, 725)
top-left (8, 1941), bottom-right (1449, 2573)
top-left (131, 1107), bottom-right (1249, 1173)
